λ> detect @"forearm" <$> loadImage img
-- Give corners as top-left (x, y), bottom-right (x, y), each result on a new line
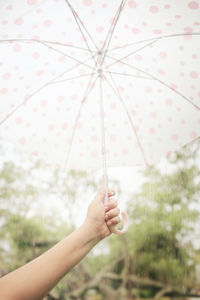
top-left (0, 223), bottom-right (99, 300)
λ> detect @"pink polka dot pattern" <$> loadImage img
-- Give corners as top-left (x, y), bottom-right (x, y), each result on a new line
top-left (83, 0), bottom-right (92, 6)
top-left (0, 0), bottom-right (199, 170)
top-left (128, 1), bottom-right (137, 8)
top-left (188, 1), bottom-right (199, 9)
top-left (149, 5), bottom-right (159, 13)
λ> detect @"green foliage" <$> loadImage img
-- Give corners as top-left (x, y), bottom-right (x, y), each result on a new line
top-left (1, 139), bottom-right (200, 298)
top-left (125, 141), bottom-right (200, 286)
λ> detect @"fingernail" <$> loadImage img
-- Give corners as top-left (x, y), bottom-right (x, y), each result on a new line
top-left (105, 214), bottom-right (109, 220)
top-left (105, 206), bottom-right (109, 212)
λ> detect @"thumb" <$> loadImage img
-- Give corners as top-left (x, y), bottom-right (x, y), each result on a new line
top-left (96, 185), bottom-right (105, 203)
top-left (95, 185), bottom-right (115, 203)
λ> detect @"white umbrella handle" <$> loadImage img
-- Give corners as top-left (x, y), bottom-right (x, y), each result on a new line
top-left (103, 174), bottom-right (129, 235)
top-left (109, 210), bottom-right (129, 235)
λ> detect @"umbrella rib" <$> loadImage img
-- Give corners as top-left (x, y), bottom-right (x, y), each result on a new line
top-left (104, 71), bottom-right (154, 80)
top-left (40, 41), bottom-right (96, 71)
top-left (64, 0), bottom-right (98, 66)
top-left (52, 73), bottom-right (96, 84)
top-left (105, 54), bottom-right (200, 110)
top-left (64, 0), bottom-right (98, 51)
top-left (104, 40), bottom-right (159, 69)
top-left (104, 74), bottom-right (149, 167)
top-left (0, 38), bottom-right (90, 52)
top-left (0, 57), bottom-right (96, 128)
top-left (0, 38), bottom-right (95, 70)
top-left (100, 0), bottom-right (127, 67)
top-left (63, 74), bottom-right (98, 171)
top-left (108, 32), bottom-right (200, 52)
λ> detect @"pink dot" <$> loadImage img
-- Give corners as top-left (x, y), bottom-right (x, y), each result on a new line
top-left (184, 27), bottom-right (193, 33)
top-left (32, 151), bottom-right (39, 157)
top-left (13, 44), bottom-right (21, 52)
top-left (57, 96), bottom-right (64, 102)
top-left (7, 5), bottom-right (13, 10)
top-left (192, 54), bottom-right (198, 59)
top-left (131, 109), bottom-right (137, 116)
top-left (166, 98), bottom-right (173, 106)
top-left (62, 123), bottom-right (68, 130)
top-left (132, 27), bottom-right (140, 34)
top-left (149, 128), bottom-right (156, 134)
top-left (91, 135), bottom-right (97, 142)
top-left (48, 124), bottom-right (55, 131)
top-left (96, 26), bottom-right (104, 33)
top-left (2, 20), bottom-right (8, 25)
top-left (190, 71), bottom-right (198, 79)
top-left (171, 134), bottom-right (178, 141)
top-left (3, 73), bottom-right (11, 80)
top-left (158, 69), bottom-right (165, 76)
top-left (150, 112), bottom-right (157, 119)
top-left (190, 131), bottom-right (197, 139)
top-left (149, 5), bottom-right (159, 13)
top-left (128, 0), bottom-right (137, 8)
top-left (110, 102), bottom-right (116, 110)
top-left (145, 86), bottom-right (152, 93)
top-left (110, 134), bottom-right (116, 142)
top-left (40, 99), bottom-right (47, 107)
top-left (16, 117), bottom-right (23, 125)
top-left (27, 0), bottom-right (37, 5)
top-left (179, 45), bottom-right (184, 51)
top-left (71, 94), bottom-right (77, 100)
top-left (160, 51), bottom-right (167, 59)
top-left (0, 88), bottom-right (8, 95)
top-left (122, 148), bottom-right (129, 155)
top-left (19, 138), bottom-right (26, 144)
top-left (36, 70), bottom-right (44, 76)
top-left (91, 150), bottom-right (98, 157)
top-left (153, 29), bottom-right (162, 35)
top-left (14, 18), bottom-right (24, 25)
top-left (83, 0), bottom-right (92, 6)
top-left (44, 20), bottom-right (52, 27)
top-left (188, 1), bottom-right (199, 9)
top-left (58, 56), bottom-right (65, 62)
top-left (32, 52), bottom-right (40, 59)
top-left (171, 83), bottom-right (178, 90)
top-left (134, 54), bottom-right (142, 61)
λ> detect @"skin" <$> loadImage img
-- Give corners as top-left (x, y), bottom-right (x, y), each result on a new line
top-left (0, 187), bottom-right (120, 300)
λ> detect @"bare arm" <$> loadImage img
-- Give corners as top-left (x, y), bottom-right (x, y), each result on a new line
top-left (0, 187), bottom-right (120, 300)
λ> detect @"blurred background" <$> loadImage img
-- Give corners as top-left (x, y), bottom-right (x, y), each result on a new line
top-left (1, 137), bottom-right (200, 300)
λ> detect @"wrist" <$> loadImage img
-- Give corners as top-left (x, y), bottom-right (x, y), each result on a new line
top-left (80, 221), bottom-right (101, 246)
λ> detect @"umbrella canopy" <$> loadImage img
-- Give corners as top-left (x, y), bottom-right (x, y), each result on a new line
top-left (0, 0), bottom-right (200, 171)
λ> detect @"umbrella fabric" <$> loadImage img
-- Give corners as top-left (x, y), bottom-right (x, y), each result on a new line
top-left (0, 0), bottom-right (200, 172)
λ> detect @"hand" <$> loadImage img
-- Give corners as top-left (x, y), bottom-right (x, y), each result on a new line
top-left (84, 186), bottom-right (120, 240)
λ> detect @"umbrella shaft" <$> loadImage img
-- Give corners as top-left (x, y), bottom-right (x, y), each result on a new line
top-left (99, 76), bottom-right (109, 205)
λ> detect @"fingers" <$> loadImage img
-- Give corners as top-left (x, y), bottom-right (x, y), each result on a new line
top-left (96, 185), bottom-right (115, 202)
top-left (105, 207), bottom-right (120, 220)
top-left (108, 190), bottom-right (115, 197)
top-left (107, 216), bottom-right (120, 226)
top-left (105, 198), bottom-right (118, 212)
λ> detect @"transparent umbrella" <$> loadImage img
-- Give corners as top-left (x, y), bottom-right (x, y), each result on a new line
top-left (0, 0), bottom-right (200, 233)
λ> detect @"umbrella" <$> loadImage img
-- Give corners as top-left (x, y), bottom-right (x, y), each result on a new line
top-left (0, 0), bottom-right (200, 233)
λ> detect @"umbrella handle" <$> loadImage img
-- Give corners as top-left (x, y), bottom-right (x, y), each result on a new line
top-left (103, 174), bottom-right (129, 235)
top-left (108, 210), bottom-right (129, 235)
